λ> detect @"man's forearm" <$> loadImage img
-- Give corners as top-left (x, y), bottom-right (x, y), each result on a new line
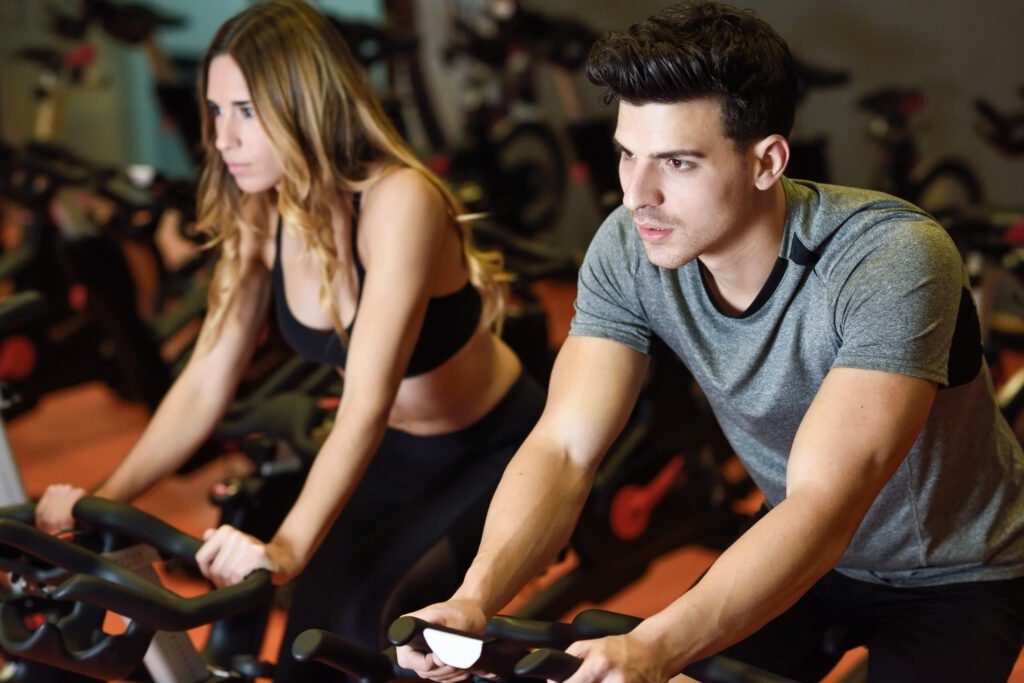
top-left (452, 431), bottom-right (597, 616)
top-left (632, 490), bottom-right (858, 674)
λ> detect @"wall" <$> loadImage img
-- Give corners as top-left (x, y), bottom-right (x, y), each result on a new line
top-left (0, 0), bottom-right (381, 176)
top-left (414, 0), bottom-right (1023, 251)
top-left (2, 0), bottom-right (1020, 212)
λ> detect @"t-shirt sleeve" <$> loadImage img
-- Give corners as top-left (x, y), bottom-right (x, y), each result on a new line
top-left (569, 209), bottom-right (653, 354)
top-left (830, 218), bottom-right (968, 386)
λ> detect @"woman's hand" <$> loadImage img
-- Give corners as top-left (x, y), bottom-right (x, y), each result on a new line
top-left (35, 484), bottom-right (88, 534)
top-left (195, 525), bottom-right (297, 588)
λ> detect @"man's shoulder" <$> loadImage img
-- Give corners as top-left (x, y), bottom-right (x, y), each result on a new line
top-left (783, 178), bottom-right (949, 269)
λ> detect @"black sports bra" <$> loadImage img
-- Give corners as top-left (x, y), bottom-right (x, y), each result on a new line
top-left (271, 194), bottom-right (483, 377)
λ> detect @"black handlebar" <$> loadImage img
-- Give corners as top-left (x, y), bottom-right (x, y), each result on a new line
top-left (514, 648), bottom-right (582, 680)
top-left (385, 609), bottom-right (799, 683)
top-left (0, 497), bottom-right (274, 678)
top-left (292, 630), bottom-right (418, 683)
top-left (382, 610), bottom-right (642, 682)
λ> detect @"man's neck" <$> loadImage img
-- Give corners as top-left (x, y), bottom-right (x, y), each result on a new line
top-left (699, 182), bottom-right (787, 316)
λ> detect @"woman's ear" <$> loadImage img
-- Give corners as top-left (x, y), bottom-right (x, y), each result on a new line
top-left (751, 134), bottom-right (789, 190)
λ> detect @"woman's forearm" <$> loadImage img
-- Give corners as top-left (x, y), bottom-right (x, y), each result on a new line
top-left (267, 400), bottom-right (391, 577)
top-left (95, 362), bottom-right (240, 502)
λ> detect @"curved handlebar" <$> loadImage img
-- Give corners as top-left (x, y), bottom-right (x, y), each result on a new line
top-left (0, 500), bottom-right (273, 631)
top-left (0, 497), bottom-right (274, 680)
top-left (0, 498), bottom-right (274, 630)
top-left (72, 496), bottom-right (202, 566)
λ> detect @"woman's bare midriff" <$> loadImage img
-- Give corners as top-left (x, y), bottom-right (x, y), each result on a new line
top-left (382, 327), bottom-right (523, 436)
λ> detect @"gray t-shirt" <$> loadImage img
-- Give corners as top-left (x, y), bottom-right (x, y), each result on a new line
top-left (570, 177), bottom-right (1024, 587)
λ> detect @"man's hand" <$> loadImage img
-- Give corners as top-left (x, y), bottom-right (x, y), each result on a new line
top-left (564, 633), bottom-right (674, 683)
top-left (394, 599), bottom-right (489, 682)
top-left (35, 484), bottom-right (88, 534)
top-left (195, 525), bottom-right (294, 588)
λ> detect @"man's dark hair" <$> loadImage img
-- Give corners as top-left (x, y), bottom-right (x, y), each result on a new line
top-left (585, 1), bottom-right (798, 145)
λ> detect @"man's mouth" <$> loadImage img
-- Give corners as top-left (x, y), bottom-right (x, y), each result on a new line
top-left (637, 223), bottom-right (672, 243)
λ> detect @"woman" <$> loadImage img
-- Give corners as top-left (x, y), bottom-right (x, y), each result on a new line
top-left (35, 0), bottom-right (544, 679)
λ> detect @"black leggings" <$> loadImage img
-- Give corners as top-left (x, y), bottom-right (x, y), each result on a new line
top-left (273, 372), bottom-right (545, 682)
top-left (713, 569), bottom-right (1024, 683)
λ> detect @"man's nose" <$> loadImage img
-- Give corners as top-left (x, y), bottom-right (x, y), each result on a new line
top-left (622, 161), bottom-right (661, 212)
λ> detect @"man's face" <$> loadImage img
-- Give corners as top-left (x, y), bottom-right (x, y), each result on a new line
top-left (615, 98), bottom-right (757, 269)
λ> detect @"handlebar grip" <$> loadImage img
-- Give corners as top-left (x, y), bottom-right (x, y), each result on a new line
top-left (386, 615), bottom-right (431, 651)
top-left (514, 648), bottom-right (582, 681)
top-left (486, 614), bottom-right (576, 648)
top-left (292, 629), bottom-right (396, 683)
top-left (0, 504), bottom-right (37, 527)
top-left (72, 496), bottom-right (202, 567)
top-left (570, 609), bottom-right (642, 639)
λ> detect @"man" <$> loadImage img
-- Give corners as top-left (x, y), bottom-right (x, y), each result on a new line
top-left (398, 3), bottom-right (1024, 681)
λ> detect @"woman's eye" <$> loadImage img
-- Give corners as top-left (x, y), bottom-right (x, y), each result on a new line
top-left (240, 106), bottom-right (255, 119)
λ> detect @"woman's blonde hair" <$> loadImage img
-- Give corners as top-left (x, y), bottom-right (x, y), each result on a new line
top-left (194, 0), bottom-right (507, 352)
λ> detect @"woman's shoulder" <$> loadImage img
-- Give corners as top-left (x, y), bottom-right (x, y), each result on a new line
top-left (359, 166), bottom-right (451, 242)
top-left (362, 166), bottom-right (447, 217)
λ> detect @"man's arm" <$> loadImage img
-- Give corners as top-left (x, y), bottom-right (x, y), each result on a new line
top-left (396, 335), bottom-right (649, 673)
top-left (567, 367), bottom-right (936, 682)
top-left (454, 335), bottom-right (651, 614)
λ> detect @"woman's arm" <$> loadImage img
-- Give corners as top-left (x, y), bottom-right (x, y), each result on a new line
top-left (196, 169), bottom-right (455, 586)
top-left (36, 241), bottom-right (271, 533)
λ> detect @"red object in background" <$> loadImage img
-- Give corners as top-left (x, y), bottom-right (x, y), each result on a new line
top-left (1002, 219), bottom-right (1024, 246)
top-left (68, 284), bottom-right (88, 312)
top-left (22, 612), bottom-right (46, 631)
top-left (0, 335), bottom-right (37, 380)
top-left (426, 154), bottom-right (452, 177)
top-left (570, 161), bottom-right (590, 184)
top-left (64, 43), bottom-right (97, 69)
top-left (609, 455), bottom-right (686, 541)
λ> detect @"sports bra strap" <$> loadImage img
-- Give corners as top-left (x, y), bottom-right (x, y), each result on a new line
top-left (351, 193), bottom-right (365, 285)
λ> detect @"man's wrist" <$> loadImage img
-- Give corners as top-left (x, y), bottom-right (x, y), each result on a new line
top-left (631, 609), bottom-right (704, 677)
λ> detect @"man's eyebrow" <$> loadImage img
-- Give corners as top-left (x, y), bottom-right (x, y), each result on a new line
top-left (653, 148), bottom-right (705, 159)
top-left (612, 139), bottom-right (705, 159)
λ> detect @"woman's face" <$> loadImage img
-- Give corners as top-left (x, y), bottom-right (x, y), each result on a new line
top-left (206, 54), bottom-right (284, 193)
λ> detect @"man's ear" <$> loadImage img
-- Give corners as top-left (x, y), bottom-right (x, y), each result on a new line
top-left (751, 134), bottom-right (789, 190)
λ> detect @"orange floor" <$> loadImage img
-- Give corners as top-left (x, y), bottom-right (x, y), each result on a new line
top-left (4, 381), bottom-right (1024, 681)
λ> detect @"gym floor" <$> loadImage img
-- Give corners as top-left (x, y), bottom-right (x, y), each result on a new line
top-left (4, 280), bottom-right (1024, 682)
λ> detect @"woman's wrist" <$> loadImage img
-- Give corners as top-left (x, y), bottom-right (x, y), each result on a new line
top-left (265, 534), bottom-right (306, 584)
